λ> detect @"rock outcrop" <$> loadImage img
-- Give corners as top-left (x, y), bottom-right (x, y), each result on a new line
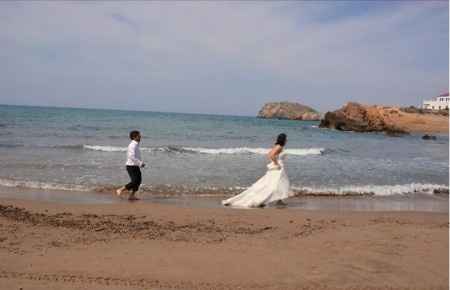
top-left (257, 102), bottom-right (321, 121)
top-left (319, 102), bottom-right (406, 134)
top-left (319, 102), bottom-right (449, 135)
top-left (422, 134), bottom-right (437, 140)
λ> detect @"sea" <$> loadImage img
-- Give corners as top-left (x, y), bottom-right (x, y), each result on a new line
top-left (0, 104), bottom-right (448, 207)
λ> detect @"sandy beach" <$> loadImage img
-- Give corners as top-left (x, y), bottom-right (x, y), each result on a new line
top-left (1, 1), bottom-right (449, 289)
top-left (0, 196), bottom-right (448, 290)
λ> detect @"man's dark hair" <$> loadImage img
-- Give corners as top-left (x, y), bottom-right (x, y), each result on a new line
top-left (275, 133), bottom-right (287, 147)
top-left (129, 130), bottom-right (140, 140)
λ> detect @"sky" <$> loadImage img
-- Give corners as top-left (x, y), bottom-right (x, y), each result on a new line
top-left (0, 1), bottom-right (448, 116)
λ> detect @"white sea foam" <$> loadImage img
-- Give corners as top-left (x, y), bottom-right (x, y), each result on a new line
top-left (83, 145), bottom-right (324, 156)
top-left (83, 145), bottom-right (164, 153)
top-left (0, 178), bottom-right (91, 192)
top-left (0, 177), bottom-right (447, 197)
top-left (83, 145), bottom-right (127, 152)
top-left (185, 147), bottom-right (324, 156)
top-left (292, 183), bottom-right (449, 196)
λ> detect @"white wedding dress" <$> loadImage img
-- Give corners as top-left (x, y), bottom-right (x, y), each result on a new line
top-left (222, 152), bottom-right (292, 208)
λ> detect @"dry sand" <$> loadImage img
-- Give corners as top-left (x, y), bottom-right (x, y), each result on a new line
top-left (0, 198), bottom-right (448, 290)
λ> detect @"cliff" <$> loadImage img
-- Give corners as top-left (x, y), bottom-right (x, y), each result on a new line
top-left (319, 102), bottom-right (449, 135)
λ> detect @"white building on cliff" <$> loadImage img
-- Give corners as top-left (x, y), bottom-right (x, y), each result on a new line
top-left (422, 92), bottom-right (449, 110)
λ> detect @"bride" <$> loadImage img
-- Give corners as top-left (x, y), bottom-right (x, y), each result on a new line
top-left (222, 133), bottom-right (292, 208)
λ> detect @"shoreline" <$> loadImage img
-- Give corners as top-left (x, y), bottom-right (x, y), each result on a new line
top-left (1, 179), bottom-right (449, 198)
top-left (0, 186), bottom-right (448, 213)
top-left (0, 198), bottom-right (448, 290)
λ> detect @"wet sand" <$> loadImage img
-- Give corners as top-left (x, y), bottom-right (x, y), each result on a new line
top-left (0, 191), bottom-right (449, 290)
top-left (0, 186), bottom-right (448, 212)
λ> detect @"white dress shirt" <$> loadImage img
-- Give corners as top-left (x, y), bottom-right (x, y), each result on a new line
top-left (126, 140), bottom-right (143, 166)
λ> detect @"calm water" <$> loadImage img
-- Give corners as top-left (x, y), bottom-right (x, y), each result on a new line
top-left (0, 104), bottom-right (448, 197)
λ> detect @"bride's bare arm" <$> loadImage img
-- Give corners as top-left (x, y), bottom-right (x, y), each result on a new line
top-left (268, 145), bottom-right (282, 167)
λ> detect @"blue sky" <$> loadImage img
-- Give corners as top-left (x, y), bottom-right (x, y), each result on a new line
top-left (0, 1), bottom-right (448, 115)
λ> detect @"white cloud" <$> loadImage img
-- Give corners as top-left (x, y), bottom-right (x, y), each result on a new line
top-left (0, 1), bottom-right (448, 114)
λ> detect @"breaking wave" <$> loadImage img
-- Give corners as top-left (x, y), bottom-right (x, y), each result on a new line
top-left (0, 178), bottom-right (92, 192)
top-left (292, 183), bottom-right (449, 196)
top-left (83, 145), bottom-right (324, 156)
top-left (0, 178), bottom-right (448, 197)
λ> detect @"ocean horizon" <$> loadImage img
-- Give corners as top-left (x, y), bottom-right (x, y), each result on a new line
top-left (0, 103), bottom-right (258, 118)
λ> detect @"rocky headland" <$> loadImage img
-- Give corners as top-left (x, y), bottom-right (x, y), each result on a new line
top-left (319, 102), bottom-right (449, 135)
top-left (257, 102), bottom-right (321, 121)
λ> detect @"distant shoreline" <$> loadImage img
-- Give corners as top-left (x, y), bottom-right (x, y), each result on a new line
top-left (320, 103), bottom-right (449, 135)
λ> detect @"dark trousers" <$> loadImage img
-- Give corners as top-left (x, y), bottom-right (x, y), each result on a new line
top-left (125, 166), bottom-right (141, 193)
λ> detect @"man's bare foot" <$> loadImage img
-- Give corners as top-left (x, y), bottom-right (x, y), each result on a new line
top-left (116, 188), bottom-right (124, 196)
top-left (128, 194), bottom-right (140, 201)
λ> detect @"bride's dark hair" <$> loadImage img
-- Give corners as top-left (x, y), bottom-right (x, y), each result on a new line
top-left (275, 133), bottom-right (287, 147)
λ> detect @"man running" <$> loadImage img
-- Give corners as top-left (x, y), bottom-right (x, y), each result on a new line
top-left (116, 130), bottom-right (145, 200)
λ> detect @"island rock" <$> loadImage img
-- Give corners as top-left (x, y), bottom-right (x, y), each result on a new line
top-left (257, 102), bottom-right (321, 121)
